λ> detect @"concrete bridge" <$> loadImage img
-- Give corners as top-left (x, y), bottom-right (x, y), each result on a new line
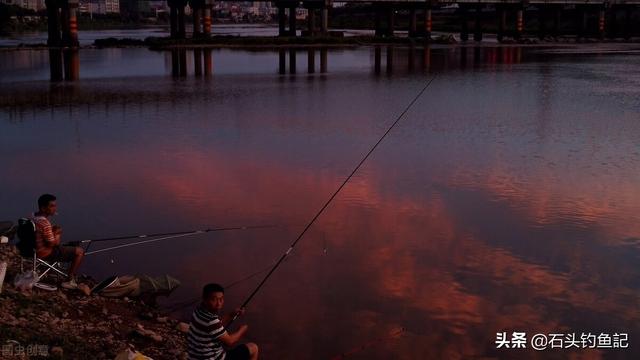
top-left (45, 0), bottom-right (640, 47)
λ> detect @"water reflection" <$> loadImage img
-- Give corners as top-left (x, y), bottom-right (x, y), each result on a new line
top-left (1, 45), bottom-right (640, 358)
top-left (48, 48), bottom-right (79, 81)
top-left (32, 46), bottom-right (523, 81)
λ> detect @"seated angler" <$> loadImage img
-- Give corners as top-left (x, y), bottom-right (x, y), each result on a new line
top-left (187, 283), bottom-right (259, 360)
top-left (33, 193), bottom-right (84, 289)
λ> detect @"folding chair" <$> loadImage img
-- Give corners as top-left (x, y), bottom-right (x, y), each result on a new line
top-left (20, 250), bottom-right (69, 281)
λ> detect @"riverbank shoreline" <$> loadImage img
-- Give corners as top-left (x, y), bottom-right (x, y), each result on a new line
top-left (0, 244), bottom-right (189, 359)
top-left (1, 34), bottom-right (640, 52)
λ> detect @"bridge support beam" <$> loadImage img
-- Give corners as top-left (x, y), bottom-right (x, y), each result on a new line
top-left (624, 6), bottom-right (632, 40)
top-left (203, 4), bottom-right (212, 36)
top-left (598, 7), bottom-right (606, 40)
top-left (607, 6), bottom-right (617, 39)
top-left (61, 0), bottom-right (79, 47)
top-left (552, 5), bottom-right (561, 38)
top-left (515, 7), bottom-right (524, 41)
top-left (307, 9), bottom-right (316, 36)
top-left (460, 5), bottom-right (469, 41)
top-left (375, 5), bottom-right (383, 37)
top-left (424, 5), bottom-right (432, 41)
top-left (45, 0), bottom-right (61, 46)
top-left (578, 6), bottom-right (588, 40)
top-left (538, 6), bottom-right (547, 40)
top-left (387, 5), bottom-right (395, 37)
top-left (409, 8), bottom-right (417, 37)
top-left (424, 2), bottom-right (433, 41)
top-left (474, 4), bottom-right (483, 42)
top-left (169, 0), bottom-right (187, 39)
top-left (289, 5), bottom-right (297, 36)
top-left (178, 2), bottom-right (186, 39)
top-left (321, 6), bottom-right (329, 34)
top-left (278, 5), bottom-right (287, 36)
top-left (496, 5), bottom-right (506, 42)
top-left (193, 7), bottom-right (202, 38)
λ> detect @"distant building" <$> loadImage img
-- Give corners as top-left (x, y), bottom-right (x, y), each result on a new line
top-left (3, 0), bottom-right (46, 11)
top-left (78, 0), bottom-right (119, 14)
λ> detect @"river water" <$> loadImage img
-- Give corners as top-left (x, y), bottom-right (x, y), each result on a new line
top-left (1, 30), bottom-right (639, 359)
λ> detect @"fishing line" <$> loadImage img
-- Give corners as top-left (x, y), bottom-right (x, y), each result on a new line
top-left (229, 75), bottom-right (438, 326)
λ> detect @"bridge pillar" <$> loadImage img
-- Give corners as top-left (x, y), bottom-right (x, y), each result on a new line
top-left (552, 5), bottom-right (561, 38)
top-left (578, 6), bottom-right (588, 40)
top-left (203, 0), bottom-right (213, 36)
top-left (474, 4), bottom-right (483, 42)
top-left (424, 5), bottom-right (432, 40)
top-left (387, 5), bottom-right (395, 37)
top-left (538, 6), bottom-right (547, 39)
top-left (289, 5), bottom-right (297, 36)
top-left (170, 2), bottom-right (178, 38)
top-left (169, 0), bottom-right (187, 39)
top-left (321, 6), bottom-right (329, 34)
top-left (374, 5), bottom-right (382, 37)
top-left (598, 7), bottom-right (606, 40)
top-left (178, 4), bottom-right (186, 39)
top-left (193, 4), bottom-right (202, 38)
top-left (61, 0), bottom-right (79, 47)
top-left (307, 9), bottom-right (316, 36)
top-left (278, 5), bottom-right (287, 36)
top-left (409, 8), bottom-right (417, 37)
top-left (45, 0), bottom-right (61, 46)
top-left (515, 7), bottom-right (524, 41)
top-left (496, 5), bottom-right (506, 42)
top-left (607, 6), bottom-right (617, 39)
top-left (460, 5), bottom-right (469, 41)
top-left (624, 6), bottom-right (632, 40)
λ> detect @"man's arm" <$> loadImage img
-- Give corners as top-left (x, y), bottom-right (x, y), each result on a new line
top-left (217, 325), bottom-right (249, 347)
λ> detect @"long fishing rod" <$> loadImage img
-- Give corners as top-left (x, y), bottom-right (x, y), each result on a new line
top-left (83, 225), bottom-right (276, 256)
top-left (80, 225), bottom-right (277, 243)
top-left (229, 75), bottom-right (438, 326)
top-left (166, 260), bottom-right (281, 313)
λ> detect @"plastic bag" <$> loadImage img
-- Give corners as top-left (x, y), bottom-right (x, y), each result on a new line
top-left (114, 348), bottom-right (153, 360)
top-left (13, 271), bottom-right (37, 291)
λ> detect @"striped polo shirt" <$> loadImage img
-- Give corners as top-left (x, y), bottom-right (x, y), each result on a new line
top-left (187, 306), bottom-right (228, 360)
top-left (32, 215), bottom-right (55, 257)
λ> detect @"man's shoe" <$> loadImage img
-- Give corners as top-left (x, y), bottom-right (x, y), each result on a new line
top-left (61, 278), bottom-right (78, 290)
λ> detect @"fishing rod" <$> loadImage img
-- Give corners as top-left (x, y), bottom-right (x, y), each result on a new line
top-left (80, 225), bottom-right (277, 243)
top-left (229, 75), bottom-right (438, 326)
top-left (83, 225), bottom-right (277, 256)
top-left (166, 260), bottom-right (281, 313)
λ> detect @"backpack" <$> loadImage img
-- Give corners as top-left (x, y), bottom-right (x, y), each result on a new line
top-left (16, 218), bottom-right (37, 258)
